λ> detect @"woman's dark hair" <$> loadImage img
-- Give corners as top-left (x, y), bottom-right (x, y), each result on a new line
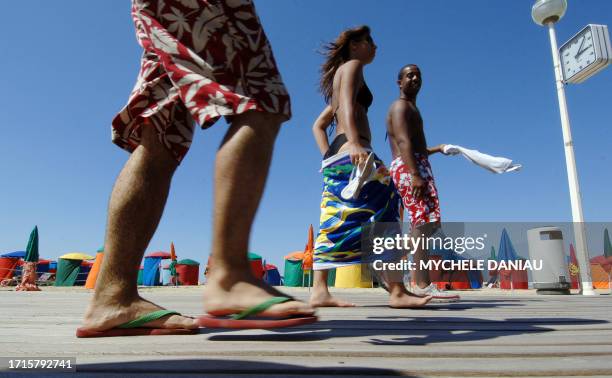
top-left (319, 25), bottom-right (371, 104)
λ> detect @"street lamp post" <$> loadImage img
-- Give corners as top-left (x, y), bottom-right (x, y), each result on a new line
top-left (531, 0), bottom-right (596, 295)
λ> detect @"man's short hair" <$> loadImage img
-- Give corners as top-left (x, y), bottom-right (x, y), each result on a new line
top-left (397, 64), bottom-right (419, 80)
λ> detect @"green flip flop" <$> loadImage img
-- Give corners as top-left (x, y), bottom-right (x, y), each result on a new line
top-left (198, 296), bottom-right (318, 329)
top-left (76, 309), bottom-right (198, 338)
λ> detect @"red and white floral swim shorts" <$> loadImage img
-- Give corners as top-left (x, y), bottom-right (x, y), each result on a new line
top-left (389, 154), bottom-right (441, 227)
top-left (112, 0), bottom-right (291, 162)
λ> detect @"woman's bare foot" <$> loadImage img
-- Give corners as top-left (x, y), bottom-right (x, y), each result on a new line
top-left (81, 292), bottom-right (197, 331)
top-left (309, 289), bottom-right (356, 308)
top-left (203, 271), bottom-right (315, 317)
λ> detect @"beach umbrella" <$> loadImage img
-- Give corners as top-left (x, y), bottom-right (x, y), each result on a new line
top-left (302, 225), bottom-right (314, 287)
top-left (60, 252), bottom-right (94, 261)
top-left (569, 244), bottom-right (579, 272)
top-left (169, 242), bottom-right (178, 286)
top-left (604, 229), bottom-right (612, 258)
top-left (487, 246), bottom-right (497, 278)
top-left (17, 226), bottom-right (40, 291)
top-left (568, 243), bottom-right (580, 289)
top-left (24, 226), bottom-right (39, 263)
top-left (497, 229), bottom-right (518, 262)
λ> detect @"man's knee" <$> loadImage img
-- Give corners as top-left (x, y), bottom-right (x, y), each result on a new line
top-left (138, 124), bottom-right (180, 172)
top-left (231, 110), bottom-right (285, 141)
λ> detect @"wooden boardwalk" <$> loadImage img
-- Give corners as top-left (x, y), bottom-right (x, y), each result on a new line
top-left (1, 287), bottom-right (611, 377)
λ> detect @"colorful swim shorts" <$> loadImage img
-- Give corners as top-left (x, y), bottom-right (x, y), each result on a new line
top-left (112, 0), bottom-right (291, 162)
top-left (389, 154), bottom-right (441, 227)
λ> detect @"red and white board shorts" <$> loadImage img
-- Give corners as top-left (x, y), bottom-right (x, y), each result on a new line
top-left (389, 154), bottom-right (441, 227)
top-left (112, 0), bottom-right (291, 162)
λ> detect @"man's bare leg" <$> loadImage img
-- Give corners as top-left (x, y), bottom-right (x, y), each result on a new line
top-left (309, 270), bottom-right (356, 307)
top-left (81, 125), bottom-right (196, 331)
top-left (203, 111), bottom-right (314, 317)
top-left (412, 223), bottom-right (438, 289)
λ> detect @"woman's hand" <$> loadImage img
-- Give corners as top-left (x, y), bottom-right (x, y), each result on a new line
top-left (347, 141), bottom-right (369, 166)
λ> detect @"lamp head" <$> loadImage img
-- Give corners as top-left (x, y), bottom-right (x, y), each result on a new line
top-left (532, 0), bottom-right (567, 26)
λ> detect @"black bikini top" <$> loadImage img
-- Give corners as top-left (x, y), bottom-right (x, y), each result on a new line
top-left (356, 83), bottom-right (373, 111)
top-left (328, 82), bottom-right (373, 137)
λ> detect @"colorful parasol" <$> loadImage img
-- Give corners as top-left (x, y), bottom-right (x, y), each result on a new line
top-left (169, 242), bottom-right (178, 285)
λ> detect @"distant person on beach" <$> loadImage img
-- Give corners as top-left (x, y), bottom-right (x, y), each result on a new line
top-left (77, 0), bottom-right (315, 337)
top-left (310, 25), bottom-right (432, 308)
top-left (386, 64), bottom-right (459, 302)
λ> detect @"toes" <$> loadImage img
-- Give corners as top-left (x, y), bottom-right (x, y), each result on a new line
top-left (269, 301), bottom-right (315, 316)
top-left (163, 315), bottom-right (199, 329)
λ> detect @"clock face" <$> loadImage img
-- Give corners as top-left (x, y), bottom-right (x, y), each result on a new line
top-left (561, 27), bottom-right (597, 81)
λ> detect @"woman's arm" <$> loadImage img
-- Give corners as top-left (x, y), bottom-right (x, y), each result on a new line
top-left (312, 105), bottom-right (334, 155)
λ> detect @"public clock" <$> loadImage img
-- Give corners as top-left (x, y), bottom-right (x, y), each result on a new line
top-left (559, 24), bottom-right (612, 84)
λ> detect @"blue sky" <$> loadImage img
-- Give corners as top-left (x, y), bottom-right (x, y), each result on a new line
top-left (1, 1), bottom-right (611, 272)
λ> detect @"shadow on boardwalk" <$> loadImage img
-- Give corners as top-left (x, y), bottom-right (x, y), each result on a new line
top-left (75, 359), bottom-right (410, 376)
top-left (205, 316), bottom-right (609, 346)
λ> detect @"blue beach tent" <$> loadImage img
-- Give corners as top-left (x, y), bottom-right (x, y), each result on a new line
top-left (1, 251), bottom-right (26, 258)
top-left (142, 252), bottom-right (172, 286)
top-left (143, 257), bottom-right (162, 286)
top-left (263, 264), bottom-right (282, 286)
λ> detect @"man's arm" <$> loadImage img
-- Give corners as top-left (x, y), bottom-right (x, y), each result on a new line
top-left (312, 105), bottom-right (334, 155)
top-left (427, 144), bottom-right (446, 156)
top-left (389, 101), bottom-right (427, 198)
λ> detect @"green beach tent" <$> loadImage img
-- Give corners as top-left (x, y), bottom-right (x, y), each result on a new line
top-left (55, 259), bottom-right (82, 286)
top-left (177, 258), bottom-right (199, 265)
top-left (284, 252), bottom-right (304, 287)
top-left (55, 253), bottom-right (94, 286)
top-left (176, 259), bottom-right (200, 285)
top-left (326, 267), bottom-right (336, 287)
top-left (282, 251), bottom-right (335, 287)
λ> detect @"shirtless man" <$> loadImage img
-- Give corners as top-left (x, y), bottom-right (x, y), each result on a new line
top-left (386, 64), bottom-right (460, 302)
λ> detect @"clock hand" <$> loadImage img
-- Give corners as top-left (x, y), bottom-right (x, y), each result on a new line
top-left (575, 36), bottom-right (586, 58)
top-left (575, 43), bottom-right (592, 59)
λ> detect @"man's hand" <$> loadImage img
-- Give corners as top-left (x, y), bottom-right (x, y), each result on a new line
top-left (438, 144), bottom-right (448, 155)
top-left (348, 142), bottom-right (369, 166)
top-left (411, 173), bottom-right (427, 199)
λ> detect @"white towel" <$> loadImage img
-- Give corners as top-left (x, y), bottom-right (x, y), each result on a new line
top-left (442, 144), bottom-right (521, 174)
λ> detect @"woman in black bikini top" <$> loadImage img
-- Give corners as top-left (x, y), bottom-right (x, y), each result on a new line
top-left (312, 25), bottom-right (377, 162)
